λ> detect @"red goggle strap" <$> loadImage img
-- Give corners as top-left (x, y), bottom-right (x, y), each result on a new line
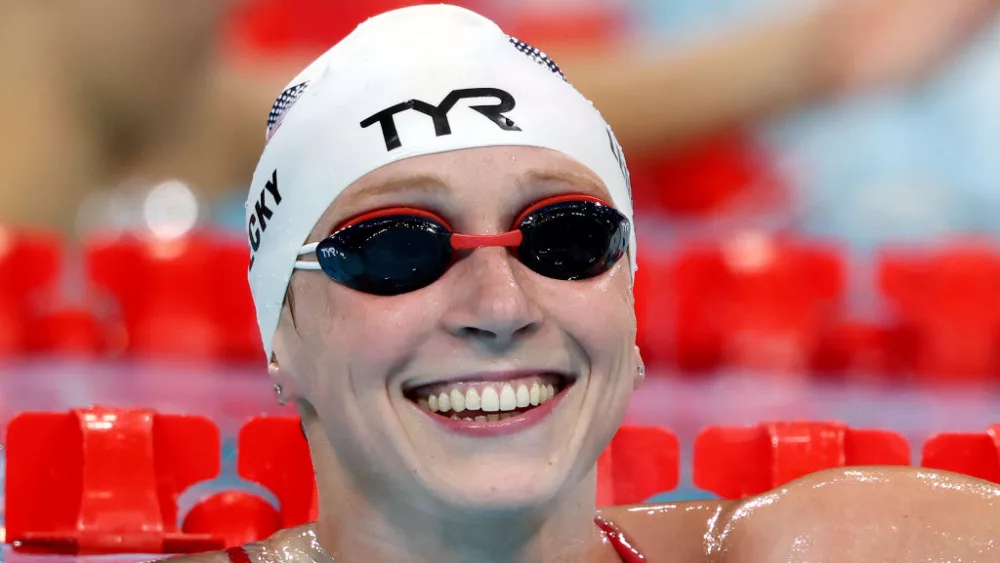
top-left (295, 194), bottom-right (616, 267)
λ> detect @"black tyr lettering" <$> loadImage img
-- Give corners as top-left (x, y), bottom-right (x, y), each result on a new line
top-left (361, 88), bottom-right (521, 151)
top-left (441, 88), bottom-right (521, 132)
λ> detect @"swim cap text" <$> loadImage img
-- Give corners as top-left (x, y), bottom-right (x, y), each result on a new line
top-left (360, 88), bottom-right (521, 151)
top-left (248, 169), bottom-right (282, 271)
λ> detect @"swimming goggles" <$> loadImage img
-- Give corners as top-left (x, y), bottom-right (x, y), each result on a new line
top-left (295, 194), bottom-right (630, 296)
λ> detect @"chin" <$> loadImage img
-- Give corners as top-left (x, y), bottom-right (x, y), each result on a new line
top-left (414, 450), bottom-right (586, 514)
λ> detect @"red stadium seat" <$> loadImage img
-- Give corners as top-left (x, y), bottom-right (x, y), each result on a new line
top-left (693, 421), bottom-right (910, 499)
top-left (629, 131), bottom-right (788, 218)
top-left (237, 416), bottom-right (316, 528)
top-left (921, 425), bottom-right (1000, 483)
top-left (0, 227), bottom-right (62, 355)
top-left (879, 242), bottom-right (1000, 380)
top-left (224, 0), bottom-right (439, 57)
top-left (633, 248), bottom-right (676, 368)
top-left (673, 235), bottom-right (844, 373)
top-left (28, 307), bottom-right (108, 357)
top-left (216, 238), bottom-right (264, 362)
top-left (499, 3), bottom-right (626, 53)
top-left (4, 407), bottom-right (222, 554)
top-left (596, 426), bottom-right (679, 507)
top-left (182, 491), bottom-right (282, 549)
top-left (811, 320), bottom-right (909, 377)
top-left (84, 232), bottom-right (260, 361)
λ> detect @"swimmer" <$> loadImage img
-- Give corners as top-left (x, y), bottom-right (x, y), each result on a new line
top-left (168, 6), bottom-right (1000, 562)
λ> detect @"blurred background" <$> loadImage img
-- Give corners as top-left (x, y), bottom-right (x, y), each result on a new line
top-left (3, 0), bottom-right (1000, 550)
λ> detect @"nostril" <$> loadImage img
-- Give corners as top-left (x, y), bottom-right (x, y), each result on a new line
top-left (459, 326), bottom-right (503, 340)
top-left (459, 323), bottom-right (537, 341)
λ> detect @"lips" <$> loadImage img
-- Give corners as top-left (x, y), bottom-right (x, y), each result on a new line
top-left (403, 372), bottom-right (574, 426)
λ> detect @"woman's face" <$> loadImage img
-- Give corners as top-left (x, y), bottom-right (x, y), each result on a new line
top-left (276, 146), bottom-right (638, 515)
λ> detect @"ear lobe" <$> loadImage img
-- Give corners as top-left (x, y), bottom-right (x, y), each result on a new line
top-left (633, 345), bottom-right (645, 390)
top-left (268, 359), bottom-right (303, 404)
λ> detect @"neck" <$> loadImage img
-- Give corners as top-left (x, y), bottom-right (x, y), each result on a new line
top-left (0, 5), bottom-right (114, 231)
top-left (315, 466), bottom-right (612, 563)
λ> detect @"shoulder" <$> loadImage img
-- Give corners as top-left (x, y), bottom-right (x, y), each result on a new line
top-left (606, 467), bottom-right (1000, 562)
top-left (597, 499), bottom-right (735, 561)
top-left (711, 466), bottom-right (1000, 562)
top-left (149, 524), bottom-right (320, 563)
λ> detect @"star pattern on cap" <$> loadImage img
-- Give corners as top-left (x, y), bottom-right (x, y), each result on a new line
top-left (508, 36), bottom-right (566, 81)
top-left (266, 81), bottom-right (311, 141)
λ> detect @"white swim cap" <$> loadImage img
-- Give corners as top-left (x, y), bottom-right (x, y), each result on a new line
top-left (247, 4), bottom-right (636, 358)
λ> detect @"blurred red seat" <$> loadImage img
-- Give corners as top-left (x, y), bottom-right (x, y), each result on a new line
top-left (4, 407), bottom-right (222, 554)
top-left (85, 231), bottom-right (260, 361)
top-left (879, 242), bottom-right (1000, 380)
top-left (216, 239), bottom-right (264, 361)
top-left (182, 490), bottom-right (282, 549)
top-left (238, 416), bottom-right (316, 528)
top-left (634, 248), bottom-right (676, 368)
top-left (673, 235), bottom-right (844, 373)
top-left (224, 0), bottom-right (437, 57)
top-left (596, 425), bottom-right (679, 506)
top-left (921, 425), bottom-right (1000, 483)
top-left (694, 421), bottom-right (910, 499)
top-left (28, 307), bottom-right (108, 357)
top-left (500, 3), bottom-right (626, 53)
top-left (629, 131), bottom-right (787, 219)
top-left (0, 227), bottom-right (62, 355)
top-left (811, 319), bottom-right (910, 378)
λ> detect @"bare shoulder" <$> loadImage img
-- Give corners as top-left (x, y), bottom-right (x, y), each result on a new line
top-left (597, 499), bottom-right (736, 562)
top-left (148, 524), bottom-right (322, 563)
top-left (718, 466), bottom-right (1000, 562)
top-left (602, 467), bottom-right (1000, 562)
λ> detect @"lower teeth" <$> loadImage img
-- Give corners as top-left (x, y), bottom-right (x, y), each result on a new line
top-left (448, 412), bottom-right (521, 422)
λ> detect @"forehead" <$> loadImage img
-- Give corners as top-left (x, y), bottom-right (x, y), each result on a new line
top-left (313, 146), bottom-right (612, 233)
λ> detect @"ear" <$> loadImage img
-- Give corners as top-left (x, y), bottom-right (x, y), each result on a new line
top-left (632, 344), bottom-right (645, 390)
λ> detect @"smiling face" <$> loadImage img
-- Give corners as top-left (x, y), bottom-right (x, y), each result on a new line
top-left (272, 145), bottom-right (638, 517)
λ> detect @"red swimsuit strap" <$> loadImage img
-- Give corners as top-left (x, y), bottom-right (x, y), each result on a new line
top-left (595, 515), bottom-right (647, 562)
top-left (226, 546), bottom-right (254, 563)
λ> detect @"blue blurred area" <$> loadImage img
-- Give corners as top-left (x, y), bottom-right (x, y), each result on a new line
top-left (642, 0), bottom-right (1000, 249)
top-left (767, 25), bottom-right (1000, 250)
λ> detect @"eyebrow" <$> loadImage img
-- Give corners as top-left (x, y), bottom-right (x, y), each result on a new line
top-left (521, 169), bottom-right (610, 200)
top-left (338, 167), bottom-right (611, 209)
top-left (338, 174), bottom-right (451, 208)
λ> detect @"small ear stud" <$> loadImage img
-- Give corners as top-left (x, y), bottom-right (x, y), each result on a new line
top-left (636, 365), bottom-right (645, 381)
top-left (273, 384), bottom-right (285, 405)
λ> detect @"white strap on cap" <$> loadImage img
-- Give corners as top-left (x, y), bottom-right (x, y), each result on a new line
top-left (246, 4), bottom-right (636, 359)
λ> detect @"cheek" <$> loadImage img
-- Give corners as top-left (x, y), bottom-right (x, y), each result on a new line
top-left (293, 285), bottom-right (440, 391)
top-left (546, 267), bottom-right (636, 354)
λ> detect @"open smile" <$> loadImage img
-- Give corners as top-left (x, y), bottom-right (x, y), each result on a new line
top-left (403, 372), bottom-right (576, 436)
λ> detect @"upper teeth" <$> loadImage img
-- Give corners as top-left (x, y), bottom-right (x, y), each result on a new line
top-left (414, 379), bottom-right (559, 415)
